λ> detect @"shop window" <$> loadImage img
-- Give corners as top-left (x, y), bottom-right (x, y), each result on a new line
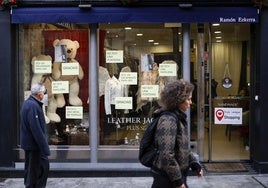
top-left (98, 24), bottom-right (181, 145)
top-left (20, 23), bottom-right (193, 147)
top-left (21, 24), bottom-right (89, 146)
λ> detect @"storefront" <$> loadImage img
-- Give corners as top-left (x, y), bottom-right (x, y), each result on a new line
top-left (1, 0), bottom-right (268, 173)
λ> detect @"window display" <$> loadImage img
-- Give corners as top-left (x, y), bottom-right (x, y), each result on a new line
top-left (98, 24), bottom-right (180, 145)
top-left (21, 23), bottom-right (182, 147)
top-left (21, 24), bottom-right (89, 146)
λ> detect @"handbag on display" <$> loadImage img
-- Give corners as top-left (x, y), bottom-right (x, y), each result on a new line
top-left (222, 64), bottom-right (232, 89)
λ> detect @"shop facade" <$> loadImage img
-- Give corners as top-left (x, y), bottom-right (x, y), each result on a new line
top-left (1, 0), bottom-right (268, 173)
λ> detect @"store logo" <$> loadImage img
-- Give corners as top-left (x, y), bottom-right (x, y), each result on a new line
top-left (216, 109), bottom-right (224, 121)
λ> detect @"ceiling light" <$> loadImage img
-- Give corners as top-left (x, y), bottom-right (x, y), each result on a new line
top-left (212, 23), bottom-right (220, 26)
top-left (164, 23), bottom-right (182, 28)
top-left (216, 40), bottom-right (222, 43)
top-left (148, 40), bottom-right (154, 42)
top-left (154, 42), bottom-right (159, 45)
top-left (214, 31), bottom-right (221, 34)
top-left (125, 27), bottom-right (132, 30)
top-left (137, 33), bottom-right (143, 36)
top-left (216, 36), bottom-right (222, 39)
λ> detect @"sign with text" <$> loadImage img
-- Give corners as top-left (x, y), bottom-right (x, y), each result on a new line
top-left (52, 81), bottom-right (69, 94)
top-left (34, 60), bottom-right (52, 73)
top-left (119, 72), bottom-right (137, 85)
top-left (106, 50), bottom-right (124, 63)
top-left (159, 64), bottom-right (177, 76)
top-left (115, 97), bottom-right (133, 109)
top-left (66, 106), bottom-right (83, 119)
top-left (141, 85), bottom-right (159, 98)
top-left (61, 62), bottom-right (79, 75)
top-left (214, 107), bottom-right (242, 124)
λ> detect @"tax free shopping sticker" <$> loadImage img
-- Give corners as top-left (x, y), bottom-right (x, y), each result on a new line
top-left (214, 107), bottom-right (242, 125)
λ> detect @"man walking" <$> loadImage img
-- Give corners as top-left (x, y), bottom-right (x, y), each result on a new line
top-left (20, 83), bottom-right (50, 188)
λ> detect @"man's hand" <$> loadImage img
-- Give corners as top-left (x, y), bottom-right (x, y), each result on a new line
top-left (197, 169), bottom-right (204, 177)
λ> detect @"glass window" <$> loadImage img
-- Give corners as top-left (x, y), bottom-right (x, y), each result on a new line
top-left (98, 23), bottom-right (182, 146)
top-left (20, 24), bottom-right (89, 146)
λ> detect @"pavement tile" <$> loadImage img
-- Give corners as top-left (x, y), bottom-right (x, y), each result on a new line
top-left (1, 175), bottom-right (268, 188)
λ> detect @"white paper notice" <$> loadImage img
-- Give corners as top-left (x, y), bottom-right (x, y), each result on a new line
top-left (141, 85), bottom-right (159, 98)
top-left (106, 50), bottom-right (124, 63)
top-left (115, 97), bottom-right (132, 109)
top-left (52, 81), bottom-right (69, 94)
top-left (66, 106), bottom-right (83, 119)
top-left (159, 64), bottom-right (177, 76)
top-left (34, 60), bottom-right (52, 74)
top-left (61, 62), bottom-right (79, 75)
top-left (214, 107), bottom-right (242, 124)
top-left (119, 72), bottom-right (137, 85)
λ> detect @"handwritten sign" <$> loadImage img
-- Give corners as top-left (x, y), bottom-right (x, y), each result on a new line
top-left (159, 64), bottom-right (177, 76)
top-left (62, 62), bottom-right (79, 75)
top-left (52, 81), bottom-right (69, 94)
top-left (141, 85), bottom-right (159, 98)
top-left (66, 106), bottom-right (83, 119)
top-left (34, 60), bottom-right (52, 74)
top-left (106, 50), bottom-right (123, 63)
top-left (115, 97), bottom-right (133, 109)
top-left (119, 72), bottom-right (137, 85)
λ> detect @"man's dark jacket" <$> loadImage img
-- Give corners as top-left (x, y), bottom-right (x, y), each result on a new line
top-left (20, 95), bottom-right (50, 156)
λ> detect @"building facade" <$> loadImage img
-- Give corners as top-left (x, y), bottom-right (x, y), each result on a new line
top-left (1, 0), bottom-right (268, 173)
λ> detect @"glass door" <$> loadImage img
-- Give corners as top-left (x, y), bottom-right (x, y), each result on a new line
top-left (203, 23), bottom-right (251, 161)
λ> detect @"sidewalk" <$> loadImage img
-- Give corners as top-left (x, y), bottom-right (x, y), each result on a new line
top-left (1, 174), bottom-right (268, 188)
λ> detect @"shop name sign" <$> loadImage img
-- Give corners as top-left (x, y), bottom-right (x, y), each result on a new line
top-left (219, 17), bottom-right (256, 23)
top-left (214, 107), bottom-right (242, 125)
top-left (106, 116), bottom-right (155, 131)
top-left (107, 117), bottom-right (153, 124)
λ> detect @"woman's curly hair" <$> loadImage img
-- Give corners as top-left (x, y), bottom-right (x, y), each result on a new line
top-left (160, 79), bottom-right (194, 111)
